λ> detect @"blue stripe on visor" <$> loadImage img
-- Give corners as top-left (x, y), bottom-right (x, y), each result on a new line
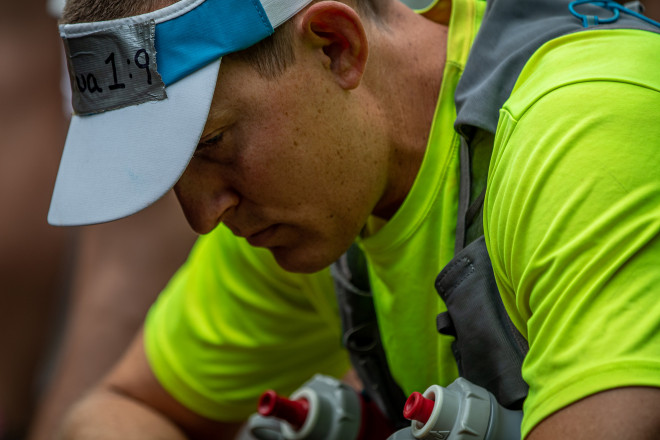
top-left (155, 0), bottom-right (274, 85)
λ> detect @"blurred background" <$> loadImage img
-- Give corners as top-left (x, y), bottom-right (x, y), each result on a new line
top-left (1, 0), bottom-right (73, 437)
top-left (1, 0), bottom-right (657, 439)
top-left (0, 1), bottom-right (196, 439)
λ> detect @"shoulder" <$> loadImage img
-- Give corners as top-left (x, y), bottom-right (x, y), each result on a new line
top-left (504, 28), bottom-right (660, 120)
top-left (484, 28), bottom-right (660, 438)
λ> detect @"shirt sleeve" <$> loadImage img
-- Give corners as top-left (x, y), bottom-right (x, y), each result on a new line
top-left (485, 76), bottom-right (660, 436)
top-left (144, 224), bottom-right (350, 421)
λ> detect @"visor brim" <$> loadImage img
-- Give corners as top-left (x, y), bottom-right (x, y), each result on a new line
top-left (48, 58), bottom-right (221, 226)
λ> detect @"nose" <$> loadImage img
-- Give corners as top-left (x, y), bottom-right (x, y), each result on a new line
top-left (173, 160), bottom-right (240, 234)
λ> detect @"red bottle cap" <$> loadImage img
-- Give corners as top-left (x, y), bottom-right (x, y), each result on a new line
top-left (403, 391), bottom-right (435, 424)
top-left (258, 390), bottom-right (309, 431)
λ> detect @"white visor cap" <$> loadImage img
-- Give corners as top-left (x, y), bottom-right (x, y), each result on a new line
top-left (48, 0), bottom-right (314, 226)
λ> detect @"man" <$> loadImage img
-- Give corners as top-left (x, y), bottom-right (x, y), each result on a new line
top-left (49, 0), bottom-right (660, 438)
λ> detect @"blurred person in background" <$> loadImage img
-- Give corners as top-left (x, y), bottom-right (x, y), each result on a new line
top-left (0, 1), bottom-right (195, 439)
top-left (0, 1), bottom-right (72, 437)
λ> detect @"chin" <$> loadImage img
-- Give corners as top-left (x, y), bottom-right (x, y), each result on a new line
top-left (269, 245), bottom-right (345, 274)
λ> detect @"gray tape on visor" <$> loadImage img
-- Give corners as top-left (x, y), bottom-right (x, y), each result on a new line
top-left (64, 20), bottom-right (167, 115)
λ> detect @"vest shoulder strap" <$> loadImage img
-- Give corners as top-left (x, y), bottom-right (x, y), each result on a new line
top-left (331, 245), bottom-right (409, 428)
top-left (436, 236), bottom-right (529, 409)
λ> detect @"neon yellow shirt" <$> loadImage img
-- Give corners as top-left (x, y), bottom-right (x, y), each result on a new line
top-left (146, 2), bottom-right (660, 436)
top-left (145, 0), bottom-right (484, 422)
top-left (484, 29), bottom-right (660, 437)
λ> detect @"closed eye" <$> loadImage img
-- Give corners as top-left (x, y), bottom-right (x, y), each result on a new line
top-left (196, 131), bottom-right (224, 154)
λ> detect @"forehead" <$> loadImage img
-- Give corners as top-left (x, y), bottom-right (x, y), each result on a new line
top-left (200, 52), bottom-right (319, 140)
top-left (201, 57), bottom-right (267, 130)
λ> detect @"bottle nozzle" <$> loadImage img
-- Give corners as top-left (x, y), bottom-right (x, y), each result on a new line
top-left (258, 390), bottom-right (309, 431)
top-left (403, 391), bottom-right (435, 424)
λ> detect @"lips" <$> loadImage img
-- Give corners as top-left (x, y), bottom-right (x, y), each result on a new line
top-left (246, 224), bottom-right (279, 247)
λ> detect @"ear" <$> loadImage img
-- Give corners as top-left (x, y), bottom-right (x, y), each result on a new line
top-left (296, 1), bottom-right (369, 90)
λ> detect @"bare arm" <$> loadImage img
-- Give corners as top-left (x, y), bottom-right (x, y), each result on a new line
top-left (60, 388), bottom-right (189, 439)
top-left (528, 387), bottom-right (660, 440)
top-left (28, 191), bottom-right (196, 440)
top-left (60, 330), bottom-right (244, 440)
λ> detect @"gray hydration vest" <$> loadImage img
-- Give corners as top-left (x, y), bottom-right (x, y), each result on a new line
top-left (331, 0), bottom-right (660, 426)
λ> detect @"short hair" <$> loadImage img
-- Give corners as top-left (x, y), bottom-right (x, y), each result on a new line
top-left (62, 0), bottom-right (169, 24)
top-left (234, 0), bottom-right (388, 78)
top-left (62, 0), bottom-right (387, 78)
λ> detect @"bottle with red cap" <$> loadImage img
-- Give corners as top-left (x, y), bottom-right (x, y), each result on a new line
top-left (387, 378), bottom-right (523, 440)
top-left (248, 374), bottom-right (396, 440)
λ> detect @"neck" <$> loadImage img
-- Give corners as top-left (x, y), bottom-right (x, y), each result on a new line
top-left (365, 1), bottom-right (448, 219)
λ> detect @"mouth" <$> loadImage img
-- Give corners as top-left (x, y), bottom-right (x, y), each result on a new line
top-left (246, 224), bottom-right (279, 247)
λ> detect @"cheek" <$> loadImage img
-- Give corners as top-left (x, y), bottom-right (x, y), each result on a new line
top-left (235, 91), bottom-right (380, 226)
top-left (236, 120), bottom-right (319, 199)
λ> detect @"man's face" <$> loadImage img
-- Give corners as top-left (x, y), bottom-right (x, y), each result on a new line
top-left (174, 54), bottom-right (389, 273)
